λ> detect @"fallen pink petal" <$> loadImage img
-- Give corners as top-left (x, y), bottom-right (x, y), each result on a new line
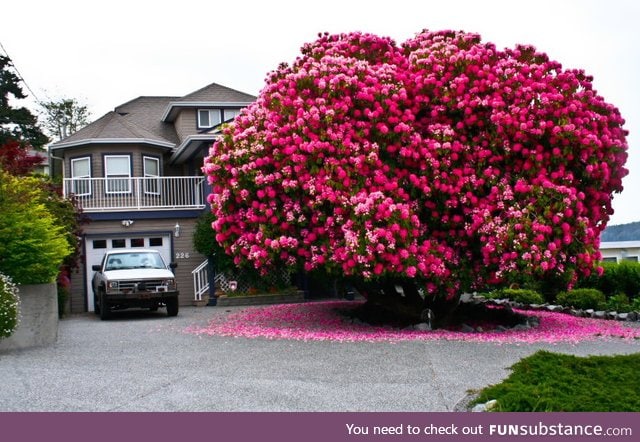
top-left (186, 301), bottom-right (640, 344)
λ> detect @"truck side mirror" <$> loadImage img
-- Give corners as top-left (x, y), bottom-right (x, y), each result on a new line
top-left (169, 262), bottom-right (178, 269)
top-left (92, 264), bottom-right (102, 271)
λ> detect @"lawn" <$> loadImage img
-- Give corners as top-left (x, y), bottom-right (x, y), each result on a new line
top-left (471, 350), bottom-right (640, 411)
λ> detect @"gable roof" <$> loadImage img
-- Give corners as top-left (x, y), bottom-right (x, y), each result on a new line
top-left (161, 82), bottom-right (256, 122)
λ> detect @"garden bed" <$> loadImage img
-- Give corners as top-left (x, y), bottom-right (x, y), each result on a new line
top-left (216, 291), bottom-right (305, 307)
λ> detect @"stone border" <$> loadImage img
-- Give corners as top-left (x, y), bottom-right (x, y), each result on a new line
top-left (216, 291), bottom-right (305, 307)
top-left (478, 296), bottom-right (640, 322)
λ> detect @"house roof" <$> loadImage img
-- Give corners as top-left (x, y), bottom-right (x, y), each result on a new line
top-left (179, 82), bottom-right (257, 102)
top-left (161, 82), bottom-right (256, 122)
top-left (601, 221), bottom-right (640, 242)
top-left (51, 111), bottom-right (175, 150)
top-left (50, 81), bottom-right (256, 160)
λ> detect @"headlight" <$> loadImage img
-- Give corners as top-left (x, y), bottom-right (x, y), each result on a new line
top-left (165, 279), bottom-right (176, 290)
top-left (107, 281), bottom-right (119, 289)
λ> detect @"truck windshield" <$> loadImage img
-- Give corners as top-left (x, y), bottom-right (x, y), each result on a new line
top-left (105, 252), bottom-right (166, 271)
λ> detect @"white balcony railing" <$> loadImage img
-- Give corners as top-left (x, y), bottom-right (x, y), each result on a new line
top-left (63, 176), bottom-right (207, 212)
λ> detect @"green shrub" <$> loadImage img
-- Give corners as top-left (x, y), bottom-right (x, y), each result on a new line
top-left (490, 288), bottom-right (545, 305)
top-left (0, 272), bottom-right (20, 339)
top-left (605, 293), bottom-right (631, 312)
top-left (556, 288), bottom-right (606, 310)
top-left (472, 351), bottom-right (640, 411)
top-left (579, 261), bottom-right (640, 300)
top-left (0, 171), bottom-right (72, 284)
top-left (613, 261), bottom-right (640, 300)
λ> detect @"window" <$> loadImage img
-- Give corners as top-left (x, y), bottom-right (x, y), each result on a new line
top-left (71, 157), bottom-right (91, 196)
top-left (622, 256), bottom-right (639, 262)
top-left (105, 155), bottom-right (131, 193)
top-left (112, 239), bottom-right (126, 248)
top-left (143, 156), bottom-right (160, 195)
top-left (198, 109), bottom-right (221, 128)
top-left (149, 237), bottom-right (163, 247)
top-left (131, 238), bottom-right (145, 248)
top-left (223, 109), bottom-right (241, 122)
top-left (602, 257), bottom-right (618, 263)
top-left (92, 240), bottom-right (107, 249)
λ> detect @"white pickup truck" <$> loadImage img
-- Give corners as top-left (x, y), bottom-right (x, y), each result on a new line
top-left (91, 249), bottom-right (179, 320)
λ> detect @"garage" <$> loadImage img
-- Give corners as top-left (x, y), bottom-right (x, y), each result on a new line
top-left (84, 233), bottom-right (172, 311)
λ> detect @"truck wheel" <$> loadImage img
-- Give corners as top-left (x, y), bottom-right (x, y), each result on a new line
top-left (166, 298), bottom-right (179, 317)
top-left (94, 293), bottom-right (101, 315)
top-left (99, 292), bottom-right (111, 320)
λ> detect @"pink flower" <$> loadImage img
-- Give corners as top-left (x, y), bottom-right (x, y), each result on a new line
top-left (186, 301), bottom-right (640, 344)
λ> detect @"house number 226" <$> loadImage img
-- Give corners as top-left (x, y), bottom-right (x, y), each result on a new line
top-left (175, 252), bottom-right (190, 259)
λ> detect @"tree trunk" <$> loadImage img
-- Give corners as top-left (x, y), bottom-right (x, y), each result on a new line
top-left (351, 277), bottom-right (460, 328)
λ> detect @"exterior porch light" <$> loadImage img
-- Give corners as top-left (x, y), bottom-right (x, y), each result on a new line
top-left (174, 222), bottom-right (181, 238)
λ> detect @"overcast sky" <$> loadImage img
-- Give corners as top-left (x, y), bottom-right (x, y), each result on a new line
top-left (2, 0), bottom-right (638, 225)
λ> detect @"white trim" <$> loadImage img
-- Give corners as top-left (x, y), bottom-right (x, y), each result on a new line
top-left (51, 138), bottom-right (175, 150)
top-left (143, 156), bottom-right (161, 196)
top-left (162, 101), bottom-right (253, 122)
top-left (169, 134), bottom-right (221, 165)
top-left (105, 155), bottom-right (132, 194)
top-left (600, 240), bottom-right (640, 249)
top-left (70, 157), bottom-right (92, 196)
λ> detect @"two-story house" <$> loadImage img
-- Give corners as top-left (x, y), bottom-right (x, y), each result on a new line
top-left (50, 82), bottom-right (256, 313)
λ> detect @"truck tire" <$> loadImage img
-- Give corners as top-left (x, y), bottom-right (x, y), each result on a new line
top-left (166, 298), bottom-right (179, 317)
top-left (99, 292), bottom-right (111, 320)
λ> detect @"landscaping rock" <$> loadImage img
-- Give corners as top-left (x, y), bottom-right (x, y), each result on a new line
top-left (616, 313), bottom-right (628, 321)
top-left (460, 323), bottom-right (475, 333)
top-left (471, 403), bottom-right (486, 412)
top-left (526, 317), bottom-right (540, 327)
top-left (414, 322), bottom-right (432, 331)
top-left (546, 305), bottom-right (562, 312)
top-left (485, 399), bottom-right (498, 411)
top-left (627, 312), bottom-right (638, 321)
top-left (512, 324), bottom-right (530, 331)
top-left (594, 311), bottom-right (606, 319)
top-left (606, 311), bottom-right (618, 320)
top-left (585, 309), bottom-right (595, 317)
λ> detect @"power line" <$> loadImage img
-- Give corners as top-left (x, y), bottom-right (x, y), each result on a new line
top-left (0, 39), bottom-right (44, 104)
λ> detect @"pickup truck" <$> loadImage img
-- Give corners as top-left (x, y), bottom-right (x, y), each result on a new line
top-left (91, 249), bottom-right (179, 320)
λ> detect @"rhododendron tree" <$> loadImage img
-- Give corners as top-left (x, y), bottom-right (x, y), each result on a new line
top-left (203, 30), bottom-right (628, 325)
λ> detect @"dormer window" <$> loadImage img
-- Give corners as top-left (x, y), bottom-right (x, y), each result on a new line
top-left (198, 109), bottom-right (221, 129)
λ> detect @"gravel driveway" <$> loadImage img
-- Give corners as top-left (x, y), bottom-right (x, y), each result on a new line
top-left (1, 305), bottom-right (639, 411)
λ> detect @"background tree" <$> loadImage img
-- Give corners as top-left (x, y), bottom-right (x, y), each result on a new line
top-left (203, 30), bottom-right (628, 325)
top-left (0, 55), bottom-right (48, 149)
top-left (0, 138), bottom-right (43, 175)
top-left (39, 98), bottom-right (90, 141)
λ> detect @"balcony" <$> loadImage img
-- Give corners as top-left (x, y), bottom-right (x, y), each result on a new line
top-left (63, 176), bottom-right (207, 212)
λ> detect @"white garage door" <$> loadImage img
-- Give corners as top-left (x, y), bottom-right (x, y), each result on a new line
top-left (85, 234), bottom-right (172, 311)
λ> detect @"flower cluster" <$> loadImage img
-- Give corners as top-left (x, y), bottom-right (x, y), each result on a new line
top-left (203, 30), bottom-right (628, 296)
top-left (186, 301), bottom-right (640, 344)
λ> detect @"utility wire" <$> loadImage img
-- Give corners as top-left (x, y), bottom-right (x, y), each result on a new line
top-left (0, 39), bottom-right (45, 104)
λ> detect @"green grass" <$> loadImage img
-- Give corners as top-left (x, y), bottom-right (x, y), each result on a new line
top-left (471, 350), bottom-right (640, 411)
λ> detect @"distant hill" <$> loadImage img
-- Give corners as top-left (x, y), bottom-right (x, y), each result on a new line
top-left (601, 221), bottom-right (640, 242)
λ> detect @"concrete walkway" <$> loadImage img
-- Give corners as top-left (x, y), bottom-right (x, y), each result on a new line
top-left (1, 305), bottom-right (639, 411)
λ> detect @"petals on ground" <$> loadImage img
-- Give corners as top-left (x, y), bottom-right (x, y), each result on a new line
top-left (185, 301), bottom-right (640, 344)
